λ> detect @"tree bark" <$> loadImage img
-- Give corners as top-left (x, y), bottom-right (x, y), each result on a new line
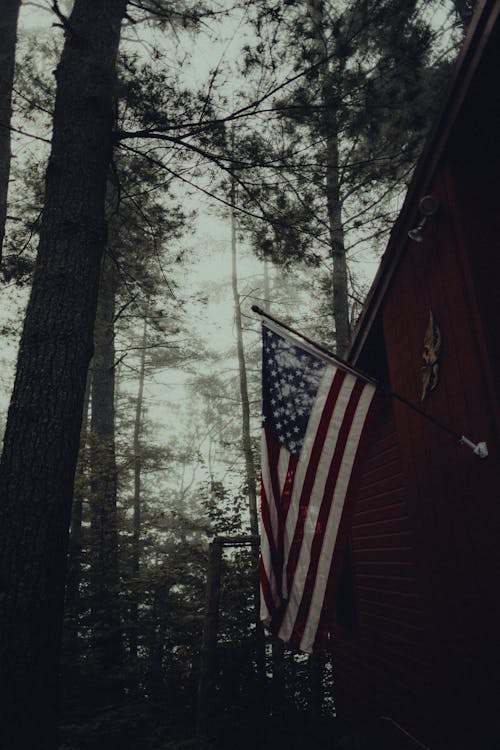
top-left (0, 0), bottom-right (21, 261)
top-left (0, 2), bottom-right (127, 747)
top-left (307, 0), bottom-right (351, 355)
top-left (89, 249), bottom-right (123, 691)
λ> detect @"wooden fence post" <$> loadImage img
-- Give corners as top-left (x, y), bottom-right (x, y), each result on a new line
top-left (196, 535), bottom-right (261, 738)
top-left (196, 538), bottom-right (223, 738)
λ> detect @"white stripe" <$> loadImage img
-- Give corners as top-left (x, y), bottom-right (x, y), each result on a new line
top-left (279, 371), bottom-right (359, 643)
top-left (281, 365), bottom-right (337, 570)
top-left (299, 383), bottom-right (376, 653)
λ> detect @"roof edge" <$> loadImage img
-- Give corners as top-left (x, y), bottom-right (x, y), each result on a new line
top-left (348, 0), bottom-right (500, 365)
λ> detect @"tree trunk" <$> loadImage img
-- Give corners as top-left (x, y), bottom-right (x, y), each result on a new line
top-left (0, 2), bottom-right (127, 747)
top-left (263, 255), bottom-right (271, 312)
top-left (307, 0), bottom-right (350, 355)
top-left (197, 539), bottom-right (223, 738)
top-left (230, 191), bottom-right (258, 538)
top-left (89, 248), bottom-right (123, 694)
top-left (130, 314), bottom-right (148, 662)
top-left (0, 0), bottom-right (21, 261)
top-left (230, 177), bottom-right (266, 680)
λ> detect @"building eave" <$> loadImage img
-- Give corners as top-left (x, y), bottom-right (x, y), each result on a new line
top-left (348, 0), bottom-right (500, 365)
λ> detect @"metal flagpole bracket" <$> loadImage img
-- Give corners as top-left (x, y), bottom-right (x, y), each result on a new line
top-left (460, 436), bottom-right (489, 458)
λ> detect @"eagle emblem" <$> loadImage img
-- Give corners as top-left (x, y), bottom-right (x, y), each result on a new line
top-left (421, 309), bottom-right (441, 401)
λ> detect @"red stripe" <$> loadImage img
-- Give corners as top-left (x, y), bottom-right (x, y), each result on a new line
top-left (274, 453), bottom-right (298, 600)
top-left (312, 391), bottom-right (379, 652)
top-left (260, 479), bottom-right (283, 599)
top-left (262, 428), bottom-right (288, 600)
top-left (285, 369), bottom-right (346, 595)
top-left (265, 427), bottom-right (282, 519)
top-left (281, 453), bottom-right (298, 519)
top-left (289, 379), bottom-right (366, 649)
top-left (261, 430), bottom-right (298, 603)
top-left (260, 481), bottom-right (276, 557)
top-left (260, 555), bottom-right (276, 616)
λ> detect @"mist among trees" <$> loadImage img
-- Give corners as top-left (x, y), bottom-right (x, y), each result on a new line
top-left (0, 1), bottom-right (474, 748)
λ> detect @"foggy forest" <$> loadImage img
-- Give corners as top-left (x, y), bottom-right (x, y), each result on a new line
top-left (0, 1), bottom-right (476, 749)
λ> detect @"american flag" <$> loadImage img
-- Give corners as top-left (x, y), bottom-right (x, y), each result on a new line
top-left (259, 321), bottom-right (377, 654)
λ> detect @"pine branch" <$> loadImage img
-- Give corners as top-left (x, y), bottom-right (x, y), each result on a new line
top-left (118, 142), bottom-right (331, 249)
top-left (0, 122), bottom-right (51, 145)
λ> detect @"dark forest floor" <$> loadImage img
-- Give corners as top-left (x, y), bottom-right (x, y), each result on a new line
top-left (158, 713), bottom-right (427, 750)
top-left (60, 699), bottom-right (426, 750)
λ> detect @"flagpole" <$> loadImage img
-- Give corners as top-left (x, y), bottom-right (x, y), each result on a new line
top-left (251, 305), bottom-right (488, 459)
top-left (251, 305), bottom-right (378, 385)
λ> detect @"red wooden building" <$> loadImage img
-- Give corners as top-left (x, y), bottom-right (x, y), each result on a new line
top-left (333, 1), bottom-right (500, 747)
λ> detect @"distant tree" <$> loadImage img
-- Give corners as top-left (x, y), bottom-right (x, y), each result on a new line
top-left (88, 247), bottom-right (124, 698)
top-left (230, 185), bottom-right (266, 679)
top-left (64, 375), bottom-right (91, 659)
top-left (129, 313), bottom-right (148, 665)
top-left (0, 0), bottom-right (21, 261)
top-left (236, 0), bottom-right (463, 350)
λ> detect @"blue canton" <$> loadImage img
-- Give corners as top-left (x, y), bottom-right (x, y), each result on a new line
top-left (262, 326), bottom-right (327, 458)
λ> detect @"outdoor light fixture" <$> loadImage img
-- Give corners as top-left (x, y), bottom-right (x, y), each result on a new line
top-left (408, 195), bottom-right (440, 242)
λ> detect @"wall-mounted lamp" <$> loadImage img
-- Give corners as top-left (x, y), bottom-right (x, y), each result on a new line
top-left (408, 195), bottom-right (439, 242)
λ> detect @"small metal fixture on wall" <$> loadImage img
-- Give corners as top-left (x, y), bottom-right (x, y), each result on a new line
top-left (408, 195), bottom-right (440, 242)
top-left (421, 308), bottom-right (441, 401)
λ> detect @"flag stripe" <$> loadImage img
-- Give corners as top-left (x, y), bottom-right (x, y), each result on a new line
top-left (260, 553), bottom-right (278, 621)
top-left (288, 379), bottom-right (366, 648)
top-left (294, 383), bottom-right (376, 652)
top-left (264, 428), bottom-right (283, 544)
top-left (284, 368), bottom-right (346, 595)
top-left (261, 430), bottom-right (298, 602)
top-left (259, 321), bottom-right (377, 654)
top-left (278, 373), bottom-right (362, 645)
top-left (283, 370), bottom-right (354, 607)
top-left (312, 386), bottom-right (378, 652)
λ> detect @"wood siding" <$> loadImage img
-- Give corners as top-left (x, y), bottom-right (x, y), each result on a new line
top-left (333, 395), bottom-right (431, 741)
top-left (332, 8), bottom-right (500, 745)
top-left (383, 164), bottom-right (500, 739)
top-left (334, 166), bottom-right (500, 747)
top-left (333, 163), bottom-right (500, 747)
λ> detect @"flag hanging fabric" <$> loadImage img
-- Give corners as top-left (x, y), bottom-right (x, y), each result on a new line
top-left (259, 320), bottom-right (377, 654)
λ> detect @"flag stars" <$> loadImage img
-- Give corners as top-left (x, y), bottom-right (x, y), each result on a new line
top-left (262, 326), bottom-right (326, 457)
